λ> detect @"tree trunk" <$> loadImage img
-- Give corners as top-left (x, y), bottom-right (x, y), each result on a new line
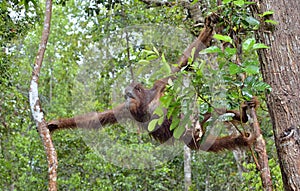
top-left (252, 0), bottom-right (300, 190)
top-left (29, 0), bottom-right (57, 190)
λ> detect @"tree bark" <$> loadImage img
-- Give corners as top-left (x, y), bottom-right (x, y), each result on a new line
top-left (252, 0), bottom-right (300, 190)
top-left (29, 0), bottom-right (57, 190)
top-left (184, 145), bottom-right (192, 191)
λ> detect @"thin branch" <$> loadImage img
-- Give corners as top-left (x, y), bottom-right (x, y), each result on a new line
top-left (29, 0), bottom-right (57, 190)
top-left (249, 146), bottom-right (260, 169)
top-left (249, 106), bottom-right (273, 191)
top-left (125, 30), bottom-right (135, 82)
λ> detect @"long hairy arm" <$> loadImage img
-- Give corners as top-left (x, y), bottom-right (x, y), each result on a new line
top-left (183, 130), bottom-right (256, 152)
top-left (200, 133), bottom-right (255, 152)
top-left (48, 103), bottom-right (131, 132)
top-left (47, 81), bottom-right (165, 132)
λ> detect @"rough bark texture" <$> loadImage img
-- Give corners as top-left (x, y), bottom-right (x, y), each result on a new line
top-left (29, 0), bottom-right (57, 190)
top-left (252, 0), bottom-right (300, 190)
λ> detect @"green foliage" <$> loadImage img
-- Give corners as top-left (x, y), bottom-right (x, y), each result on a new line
top-left (0, 51), bottom-right (48, 190)
top-left (242, 159), bottom-right (283, 190)
top-left (0, 0), bottom-right (40, 47)
top-left (218, 0), bottom-right (259, 31)
top-left (159, 74), bottom-right (197, 139)
top-left (242, 163), bottom-right (262, 190)
top-left (269, 159), bottom-right (284, 190)
top-left (191, 151), bottom-right (244, 190)
top-left (51, 129), bottom-right (186, 190)
top-left (258, 10), bottom-right (278, 25)
top-left (0, 1), bottom-right (48, 190)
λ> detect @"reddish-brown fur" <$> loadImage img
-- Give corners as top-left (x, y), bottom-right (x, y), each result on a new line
top-left (48, 81), bottom-right (258, 152)
top-left (48, 104), bottom-right (129, 131)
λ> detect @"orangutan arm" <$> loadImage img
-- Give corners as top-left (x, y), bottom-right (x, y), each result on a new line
top-left (48, 81), bottom-right (166, 131)
top-left (184, 97), bottom-right (259, 151)
top-left (47, 103), bottom-right (130, 132)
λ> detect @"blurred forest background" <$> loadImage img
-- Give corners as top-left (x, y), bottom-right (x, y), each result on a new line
top-left (0, 0), bottom-right (283, 190)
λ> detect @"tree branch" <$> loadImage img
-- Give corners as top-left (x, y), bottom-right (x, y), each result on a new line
top-left (250, 105), bottom-right (273, 191)
top-left (29, 0), bottom-right (57, 190)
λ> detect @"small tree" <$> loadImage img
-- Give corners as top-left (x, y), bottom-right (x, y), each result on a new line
top-left (29, 0), bottom-right (57, 190)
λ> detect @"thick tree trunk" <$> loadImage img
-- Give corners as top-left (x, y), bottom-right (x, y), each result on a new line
top-left (252, 0), bottom-right (300, 190)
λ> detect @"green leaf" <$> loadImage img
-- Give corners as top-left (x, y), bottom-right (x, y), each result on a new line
top-left (160, 95), bottom-right (172, 108)
top-left (161, 53), bottom-right (166, 63)
top-left (260, 11), bottom-right (274, 17)
top-left (229, 63), bottom-right (241, 75)
top-left (162, 56), bottom-right (172, 74)
top-left (233, 0), bottom-right (245, 6)
top-left (138, 59), bottom-right (150, 65)
top-left (242, 38), bottom-right (255, 51)
top-left (136, 65), bottom-right (148, 76)
top-left (190, 47), bottom-right (196, 60)
top-left (167, 107), bottom-right (174, 119)
top-left (142, 49), bottom-right (155, 56)
top-left (147, 54), bottom-right (158, 60)
top-left (243, 65), bottom-right (260, 74)
top-left (265, 19), bottom-right (278, 25)
top-left (223, 0), bottom-right (233, 4)
top-left (200, 46), bottom-right (222, 54)
top-left (148, 119), bottom-right (158, 132)
top-left (191, 0), bottom-right (199, 5)
top-left (154, 106), bottom-right (164, 116)
top-left (173, 125), bottom-right (185, 139)
top-left (213, 34), bottom-right (233, 43)
top-left (253, 43), bottom-right (269, 49)
top-left (157, 116), bottom-right (164, 125)
top-left (224, 47), bottom-right (236, 56)
top-left (254, 81), bottom-right (272, 92)
top-left (188, 57), bottom-right (193, 64)
top-left (170, 117), bottom-right (180, 130)
top-left (242, 89), bottom-right (253, 98)
top-left (153, 46), bottom-right (159, 55)
top-left (245, 16), bottom-right (260, 26)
